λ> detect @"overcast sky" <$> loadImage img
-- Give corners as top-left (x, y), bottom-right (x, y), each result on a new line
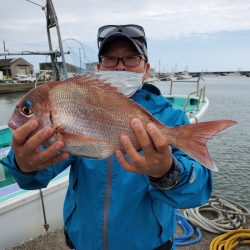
top-left (1, 0), bottom-right (250, 72)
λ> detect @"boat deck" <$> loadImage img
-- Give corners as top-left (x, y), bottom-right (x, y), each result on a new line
top-left (0, 126), bottom-right (12, 148)
top-left (165, 95), bottom-right (209, 123)
top-left (166, 95), bottom-right (206, 113)
top-left (0, 167), bottom-right (69, 204)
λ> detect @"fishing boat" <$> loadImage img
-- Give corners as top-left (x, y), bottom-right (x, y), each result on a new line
top-left (159, 73), bottom-right (177, 81)
top-left (164, 77), bottom-right (209, 123)
top-left (176, 71), bottom-right (193, 80)
top-left (0, 126), bottom-right (69, 249)
top-left (147, 77), bottom-right (209, 123)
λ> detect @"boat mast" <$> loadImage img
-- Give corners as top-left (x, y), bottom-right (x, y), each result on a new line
top-left (45, 0), bottom-right (67, 80)
top-left (0, 0), bottom-right (68, 81)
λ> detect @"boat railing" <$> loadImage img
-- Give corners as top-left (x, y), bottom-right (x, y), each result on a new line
top-left (169, 77), bottom-right (205, 95)
top-left (34, 70), bottom-right (64, 88)
top-left (168, 77), bottom-right (206, 111)
top-left (35, 71), bottom-right (51, 88)
top-left (182, 84), bottom-right (206, 112)
top-left (188, 113), bottom-right (198, 123)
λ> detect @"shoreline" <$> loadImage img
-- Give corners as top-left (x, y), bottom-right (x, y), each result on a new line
top-left (0, 82), bottom-right (44, 94)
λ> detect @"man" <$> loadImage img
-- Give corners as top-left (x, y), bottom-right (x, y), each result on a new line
top-left (6, 25), bottom-right (212, 250)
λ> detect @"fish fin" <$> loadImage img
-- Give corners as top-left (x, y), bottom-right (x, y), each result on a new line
top-left (64, 75), bottom-right (166, 126)
top-left (62, 134), bottom-right (114, 159)
top-left (65, 75), bottom-right (119, 92)
top-left (167, 120), bottom-right (236, 171)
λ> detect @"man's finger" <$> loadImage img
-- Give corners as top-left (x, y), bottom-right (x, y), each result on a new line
top-left (116, 150), bottom-right (140, 173)
top-left (131, 118), bottom-right (155, 155)
top-left (37, 141), bottom-right (65, 163)
top-left (147, 123), bottom-right (169, 154)
top-left (120, 135), bottom-right (143, 165)
top-left (37, 152), bottom-right (70, 170)
top-left (24, 127), bottom-right (54, 152)
top-left (12, 120), bottom-right (39, 146)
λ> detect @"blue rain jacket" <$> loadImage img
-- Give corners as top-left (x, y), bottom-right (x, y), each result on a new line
top-left (6, 84), bottom-right (212, 250)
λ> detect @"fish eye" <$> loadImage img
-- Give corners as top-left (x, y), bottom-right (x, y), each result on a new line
top-left (22, 106), bottom-right (33, 117)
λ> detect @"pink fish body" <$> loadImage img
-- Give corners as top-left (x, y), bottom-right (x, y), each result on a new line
top-left (8, 75), bottom-right (236, 171)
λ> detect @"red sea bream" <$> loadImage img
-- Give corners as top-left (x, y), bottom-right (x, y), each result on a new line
top-left (8, 75), bottom-right (236, 171)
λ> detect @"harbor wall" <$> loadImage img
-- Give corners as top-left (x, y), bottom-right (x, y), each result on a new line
top-left (0, 82), bottom-right (43, 94)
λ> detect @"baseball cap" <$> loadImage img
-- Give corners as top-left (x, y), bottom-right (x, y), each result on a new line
top-left (97, 24), bottom-right (148, 61)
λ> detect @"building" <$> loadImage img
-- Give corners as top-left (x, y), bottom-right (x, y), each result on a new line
top-left (0, 58), bottom-right (33, 77)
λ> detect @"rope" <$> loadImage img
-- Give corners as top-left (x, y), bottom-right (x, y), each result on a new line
top-left (174, 210), bottom-right (202, 246)
top-left (39, 189), bottom-right (50, 232)
top-left (210, 229), bottom-right (250, 250)
top-left (183, 195), bottom-right (250, 234)
top-left (209, 195), bottom-right (250, 217)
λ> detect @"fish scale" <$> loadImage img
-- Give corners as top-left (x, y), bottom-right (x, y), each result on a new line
top-left (50, 82), bottom-right (138, 154)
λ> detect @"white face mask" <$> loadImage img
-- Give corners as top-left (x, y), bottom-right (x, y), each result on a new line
top-left (96, 71), bottom-right (144, 97)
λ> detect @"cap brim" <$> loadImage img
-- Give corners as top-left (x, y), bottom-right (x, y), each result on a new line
top-left (98, 32), bottom-right (145, 58)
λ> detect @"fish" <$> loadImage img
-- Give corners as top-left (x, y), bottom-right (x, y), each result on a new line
top-left (8, 75), bottom-right (236, 171)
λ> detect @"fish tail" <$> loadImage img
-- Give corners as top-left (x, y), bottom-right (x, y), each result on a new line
top-left (166, 120), bottom-right (236, 171)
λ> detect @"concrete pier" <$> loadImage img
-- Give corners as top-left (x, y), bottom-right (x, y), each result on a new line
top-left (6, 217), bottom-right (250, 250)
top-left (0, 82), bottom-right (44, 94)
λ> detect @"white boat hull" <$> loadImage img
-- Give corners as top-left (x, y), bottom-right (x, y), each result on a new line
top-left (188, 97), bottom-right (209, 123)
top-left (0, 174), bottom-right (68, 249)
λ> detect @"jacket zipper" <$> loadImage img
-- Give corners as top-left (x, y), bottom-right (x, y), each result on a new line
top-left (102, 156), bottom-right (113, 250)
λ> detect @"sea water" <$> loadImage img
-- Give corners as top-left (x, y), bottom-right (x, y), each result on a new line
top-left (0, 76), bottom-right (249, 208)
top-left (154, 76), bottom-right (250, 209)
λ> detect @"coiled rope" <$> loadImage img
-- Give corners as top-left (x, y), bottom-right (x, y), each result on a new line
top-left (210, 229), bottom-right (250, 250)
top-left (174, 210), bottom-right (202, 246)
top-left (183, 195), bottom-right (250, 234)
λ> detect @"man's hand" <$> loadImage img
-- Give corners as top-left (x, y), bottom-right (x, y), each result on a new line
top-left (11, 120), bottom-right (69, 173)
top-left (116, 118), bottom-right (172, 178)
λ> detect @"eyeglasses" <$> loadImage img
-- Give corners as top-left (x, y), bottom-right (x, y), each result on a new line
top-left (97, 24), bottom-right (146, 48)
top-left (100, 55), bottom-right (145, 67)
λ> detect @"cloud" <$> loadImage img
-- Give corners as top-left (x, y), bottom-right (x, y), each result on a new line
top-left (1, 0), bottom-right (250, 44)
top-left (1, 0), bottom-right (250, 71)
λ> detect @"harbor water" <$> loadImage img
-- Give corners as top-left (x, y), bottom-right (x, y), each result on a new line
top-left (0, 76), bottom-right (249, 209)
top-left (155, 76), bottom-right (250, 209)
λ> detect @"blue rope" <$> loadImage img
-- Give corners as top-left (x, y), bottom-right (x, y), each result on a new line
top-left (174, 210), bottom-right (202, 246)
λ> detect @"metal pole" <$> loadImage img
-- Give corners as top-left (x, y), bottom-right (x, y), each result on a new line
top-left (45, 2), bottom-right (59, 81)
top-left (158, 60), bottom-right (161, 76)
top-left (0, 51), bottom-right (68, 56)
top-left (39, 189), bottom-right (49, 232)
top-left (25, 0), bottom-right (62, 80)
top-left (170, 80), bottom-right (173, 95)
top-left (79, 48), bottom-right (82, 73)
top-left (47, 0), bottom-right (67, 78)
top-left (197, 78), bottom-right (199, 97)
top-left (3, 41), bottom-right (7, 76)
